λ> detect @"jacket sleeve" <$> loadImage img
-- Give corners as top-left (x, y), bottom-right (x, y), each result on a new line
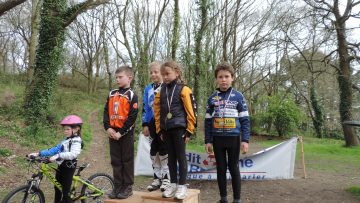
top-left (59, 138), bottom-right (82, 160)
top-left (154, 91), bottom-right (161, 133)
top-left (204, 96), bottom-right (214, 144)
top-left (103, 95), bottom-right (110, 131)
top-left (180, 86), bottom-right (197, 136)
top-left (118, 93), bottom-right (139, 135)
top-left (238, 94), bottom-right (250, 143)
top-left (142, 85), bottom-right (150, 127)
top-left (39, 143), bottom-right (63, 157)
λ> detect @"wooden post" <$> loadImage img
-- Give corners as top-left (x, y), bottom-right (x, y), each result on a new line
top-left (298, 136), bottom-right (307, 179)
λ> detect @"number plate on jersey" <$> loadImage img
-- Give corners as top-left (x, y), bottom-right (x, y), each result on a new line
top-left (213, 118), bottom-right (236, 128)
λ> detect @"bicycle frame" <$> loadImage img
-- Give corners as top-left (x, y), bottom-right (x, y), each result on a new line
top-left (72, 175), bottom-right (104, 200)
top-left (29, 160), bottom-right (104, 201)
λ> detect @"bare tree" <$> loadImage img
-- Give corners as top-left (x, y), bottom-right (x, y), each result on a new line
top-left (109, 0), bottom-right (170, 92)
top-left (304, 0), bottom-right (360, 146)
top-left (0, 0), bottom-right (27, 16)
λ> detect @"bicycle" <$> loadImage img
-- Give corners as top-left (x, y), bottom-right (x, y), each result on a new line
top-left (2, 156), bottom-right (114, 203)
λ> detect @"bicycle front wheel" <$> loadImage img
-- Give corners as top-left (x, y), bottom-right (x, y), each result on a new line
top-left (2, 185), bottom-right (45, 203)
top-left (80, 173), bottom-right (114, 203)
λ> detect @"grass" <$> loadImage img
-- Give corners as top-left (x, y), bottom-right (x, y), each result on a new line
top-left (346, 186), bottom-right (360, 197)
top-left (257, 136), bottom-right (360, 172)
top-left (0, 148), bottom-right (12, 157)
top-left (0, 80), bottom-right (107, 150)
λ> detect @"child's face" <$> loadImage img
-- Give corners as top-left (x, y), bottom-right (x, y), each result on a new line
top-left (64, 126), bottom-right (73, 137)
top-left (64, 126), bottom-right (80, 137)
top-left (150, 66), bottom-right (162, 83)
top-left (115, 71), bottom-right (132, 88)
top-left (161, 66), bottom-right (179, 84)
top-left (216, 70), bottom-right (234, 91)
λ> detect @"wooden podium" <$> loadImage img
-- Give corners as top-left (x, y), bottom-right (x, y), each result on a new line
top-left (104, 189), bottom-right (200, 203)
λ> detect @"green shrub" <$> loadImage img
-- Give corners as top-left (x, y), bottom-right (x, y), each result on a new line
top-left (346, 186), bottom-right (360, 197)
top-left (0, 148), bottom-right (11, 157)
top-left (253, 94), bottom-right (303, 136)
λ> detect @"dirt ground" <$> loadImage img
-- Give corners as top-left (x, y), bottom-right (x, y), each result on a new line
top-left (1, 110), bottom-right (359, 202)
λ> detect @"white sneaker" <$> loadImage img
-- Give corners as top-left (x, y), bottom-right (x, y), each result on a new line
top-left (174, 184), bottom-right (187, 200)
top-left (147, 179), bottom-right (161, 191)
top-left (162, 183), bottom-right (177, 198)
top-left (160, 179), bottom-right (171, 192)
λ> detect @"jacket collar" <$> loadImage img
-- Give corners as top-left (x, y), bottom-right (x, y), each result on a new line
top-left (217, 87), bottom-right (233, 94)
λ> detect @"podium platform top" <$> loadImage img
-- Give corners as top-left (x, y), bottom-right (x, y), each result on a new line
top-left (105, 189), bottom-right (200, 203)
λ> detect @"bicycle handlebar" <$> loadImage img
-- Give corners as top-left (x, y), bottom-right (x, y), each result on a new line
top-left (25, 155), bottom-right (51, 164)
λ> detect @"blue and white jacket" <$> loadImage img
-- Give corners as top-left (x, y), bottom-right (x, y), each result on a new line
top-left (39, 135), bottom-right (82, 165)
top-left (204, 87), bottom-right (250, 144)
top-left (142, 83), bottom-right (162, 127)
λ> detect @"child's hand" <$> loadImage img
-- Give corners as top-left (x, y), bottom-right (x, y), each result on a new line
top-left (28, 152), bottom-right (39, 157)
top-left (106, 128), bottom-right (116, 139)
top-left (114, 132), bottom-right (122, 140)
top-left (205, 143), bottom-right (213, 154)
top-left (241, 142), bottom-right (249, 154)
top-left (143, 126), bottom-right (150, 137)
top-left (182, 134), bottom-right (190, 144)
top-left (49, 154), bottom-right (60, 162)
top-left (159, 132), bottom-right (164, 141)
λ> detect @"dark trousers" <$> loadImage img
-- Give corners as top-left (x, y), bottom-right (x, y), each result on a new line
top-left (55, 162), bottom-right (76, 203)
top-left (163, 128), bottom-right (187, 185)
top-left (148, 119), bottom-right (167, 156)
top-left (213, 136), bottom-right (241, 199)
top-left (109, 129), bottom-right (134, 186)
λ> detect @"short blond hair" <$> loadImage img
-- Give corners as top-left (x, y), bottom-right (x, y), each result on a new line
top-left (149, 61), bottom-right (162, 70)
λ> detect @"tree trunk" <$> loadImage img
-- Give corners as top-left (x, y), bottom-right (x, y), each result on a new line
top-left (334, 10), bottom-right (359, 146)
top-left (27, 0), bottom-right (42, 86)
top-left (24, 0), bottom-right (67, 122)
top-left (24, 0), bottom-right (105, 122)
top-left (171, 0), bottom-right (179, 60)
top-left (194, 0), bottom-right (208, 110)
top-left (310, 85), bottom-right (324, 138)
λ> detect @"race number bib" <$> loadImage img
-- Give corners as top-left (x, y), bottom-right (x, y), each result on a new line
top-left (213, 118), bottom-right (236, 129)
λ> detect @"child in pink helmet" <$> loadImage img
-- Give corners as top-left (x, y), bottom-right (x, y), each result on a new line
top-left (28, 115), bottom-right (83, 203)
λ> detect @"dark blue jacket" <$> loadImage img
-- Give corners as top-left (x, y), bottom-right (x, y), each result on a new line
top-left (204, 87), bottom-right (250, 144)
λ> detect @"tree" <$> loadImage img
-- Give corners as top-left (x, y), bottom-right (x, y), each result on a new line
top-left (24, 0), bottom-right (107, 123)
top-left (170, 0), bottom-right (180, 60)
top-left (304, 0), bottom-right (360, 146)
top-left (0, 0), bottom-right (27, 16)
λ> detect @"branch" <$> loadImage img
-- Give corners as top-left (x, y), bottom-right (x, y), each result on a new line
top-left (352, 83), bottom-right (360, 93)
top-left (0, 0), bottom-right (27, 16)
top-left (62, 0), bottom-right (108, 28)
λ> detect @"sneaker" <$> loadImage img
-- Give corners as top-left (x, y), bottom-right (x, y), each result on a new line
top-left (147, 178), bottom-right (162, 191)
top-left (162, 183), bottom-right (177, 198)
top-left (160, 178), bottom-right (171, 192)
top-left (117, 185), bottom-right (133, 199)
top-left (108, 184), bottom-right (122, 199)
top-left (174, 184), bottom-right (187, 200)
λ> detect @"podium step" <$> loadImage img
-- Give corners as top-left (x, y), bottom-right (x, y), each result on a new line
top-left (104, 189), bottom-right (200, 203)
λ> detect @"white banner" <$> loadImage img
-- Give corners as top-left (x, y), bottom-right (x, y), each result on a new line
top-left (135, 135), bottom-right (297, 180)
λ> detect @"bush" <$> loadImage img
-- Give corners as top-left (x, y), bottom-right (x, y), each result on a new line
top-left (253, 94), bottom-right (303, 136)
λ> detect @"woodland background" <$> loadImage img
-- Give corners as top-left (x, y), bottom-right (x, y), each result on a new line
top-left (0, 0), bottom-right (360, 147)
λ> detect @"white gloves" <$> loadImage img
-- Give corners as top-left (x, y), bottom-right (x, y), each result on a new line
top-left (28, 152), bottom-right (39, 157)
top-left (49, 154), bottom-right (60, 162)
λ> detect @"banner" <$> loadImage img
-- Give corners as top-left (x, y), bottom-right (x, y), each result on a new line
top-left (135, 135), bottom-right (297, 180)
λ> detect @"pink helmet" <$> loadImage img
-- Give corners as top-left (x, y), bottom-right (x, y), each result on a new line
top-left (60, 115), bottom-right (83, 127)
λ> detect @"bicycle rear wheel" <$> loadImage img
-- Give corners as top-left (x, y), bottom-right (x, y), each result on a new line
top-left (2, 185), bottom-right (45, 203)
top-left (80, 173), bottom-right (114, 203)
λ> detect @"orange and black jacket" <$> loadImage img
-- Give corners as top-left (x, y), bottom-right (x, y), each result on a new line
top-left (103, 87), bottom-right (139, 135)
top-left (154, 80), bottom-right (197, 137)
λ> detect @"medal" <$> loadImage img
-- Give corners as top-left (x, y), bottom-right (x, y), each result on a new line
top-left (216, 89), bottom-right (233, 125)
top-left (166, 84), bottom-right (177, 120)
